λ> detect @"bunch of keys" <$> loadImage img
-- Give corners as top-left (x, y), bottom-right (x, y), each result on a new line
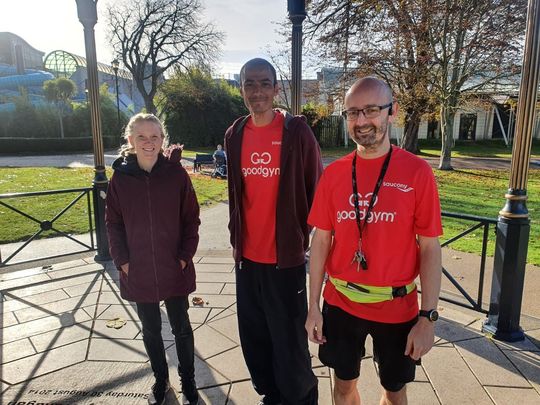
top-left (351, 240), bottom-right (368, 271)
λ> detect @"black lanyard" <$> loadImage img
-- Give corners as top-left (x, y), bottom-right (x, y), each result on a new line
top-left (351, 146), bottom-right (392, 242)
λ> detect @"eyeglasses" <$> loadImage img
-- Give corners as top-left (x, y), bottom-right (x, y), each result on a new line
top-left (342, 103), bottom-right (393, 121)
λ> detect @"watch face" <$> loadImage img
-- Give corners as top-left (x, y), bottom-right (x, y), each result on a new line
top-left (429, 310), bottom-right (439, 322)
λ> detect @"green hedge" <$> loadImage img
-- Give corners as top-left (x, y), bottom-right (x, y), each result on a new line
top-left (0, 136), bottom-right (121, 154)
top-left (0, 84), bottom-right (128, 141)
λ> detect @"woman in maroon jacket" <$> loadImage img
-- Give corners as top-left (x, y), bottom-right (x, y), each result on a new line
top-left (105, 113), bottom-right (200, 405)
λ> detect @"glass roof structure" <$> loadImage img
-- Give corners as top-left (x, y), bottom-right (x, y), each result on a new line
top-left (44, 50), bottom-right (132, 80)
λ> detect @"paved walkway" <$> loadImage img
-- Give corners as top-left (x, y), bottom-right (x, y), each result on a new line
top-left (0, 251), bottom-right (539, 405)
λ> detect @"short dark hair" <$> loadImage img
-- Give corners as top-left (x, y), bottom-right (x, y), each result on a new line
top-left (239, 58), bottom-right (277, 86)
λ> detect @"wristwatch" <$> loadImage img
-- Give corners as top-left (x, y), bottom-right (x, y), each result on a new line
top-left (419, 309), bottom-right (439, 322)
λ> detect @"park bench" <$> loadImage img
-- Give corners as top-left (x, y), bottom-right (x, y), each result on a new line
top-left (193, 153), bottom-right (214, 172)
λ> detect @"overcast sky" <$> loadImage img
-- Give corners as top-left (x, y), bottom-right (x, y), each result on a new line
top-left (1, 0), bottom-right (291, 77)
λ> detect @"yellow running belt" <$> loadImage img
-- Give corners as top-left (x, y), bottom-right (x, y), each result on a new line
top-left (329, 276), bottom-right (416, 304)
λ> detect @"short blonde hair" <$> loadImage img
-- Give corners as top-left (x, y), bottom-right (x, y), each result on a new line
top-left (119, 113), bottom-right (169, 157)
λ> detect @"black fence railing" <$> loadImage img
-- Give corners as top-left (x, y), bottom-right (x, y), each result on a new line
top-left (313, 115), bottom-right (345, 148)
top-left (439, 211), bottom-right (498, 313)
top-left (0, 185), bottom-right (498, 314)
top-left (0, 187), bottom-right (96, 267)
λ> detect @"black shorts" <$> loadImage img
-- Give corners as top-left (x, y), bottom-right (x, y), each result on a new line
top-left (319, 301), bottom-right (418, 392)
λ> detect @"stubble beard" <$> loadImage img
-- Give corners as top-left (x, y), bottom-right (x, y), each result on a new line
top-left (351, 123), bottom-right (388, 151)
top-left (247, 97), bottom-right (272, 115)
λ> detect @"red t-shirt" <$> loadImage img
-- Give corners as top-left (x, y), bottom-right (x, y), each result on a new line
top-left (308, 146), bottom-right (442, 323)
top-left (241, 113), bottom-right (284, 263)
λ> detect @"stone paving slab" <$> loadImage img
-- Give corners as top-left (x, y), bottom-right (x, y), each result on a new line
top-left (88, 338), bottom-right (147, 362)
top-left (205, 346), bottom-right (251, 381)
top-left (221, 282), bottom-right (237, 295)
top-left (1, 288), bottom-right (71, 312)
top-left (196, 271), bottom-right (236, 283)
top-left (13, 293), bottom-right (100, 323)
top-left (207, 312), bottom-right (241, 345)
top-left (455, 337), bottom-right (531, 387)
top-left (30, 320), bottom-right (93, 352)
top-left (197, 257), bottom-right (236, 265)
top-left (93, 319), bottom-right (142, 340)
top-left (494, 335), bottom-right (540, 352)
top-left (189, 293), bottom-right (236, 309)
top-left (3, 308), bottom-right (92, 344)
top-left (166, 351), bottom-right (230, 390)
top-left (3, 340), bottom-right (88, 384)
top-left (207, 308), bottom-right (237, 323)
top-left (186, 306), bottom-right (213, 324)
top-left (485, 386), bottom-right (540, 405)
top-left (1, 338), bottom-right (36, 364)
top-left (2, 361), bottom-right (153, 404)
top-left (503, 349), bottom-right (540, 393)
top-left (196, 263), bottom-right (235, 273)
top-left (434, 317), bottom-right (484, 344)
top-left (96, 302), bottom-right (139, 321)
top-left (193, 282), bottom-right (226, 294)
top-left (192, 324), bottom-right (238, 360)
top-left (422, 345), bottom-right (493, 404)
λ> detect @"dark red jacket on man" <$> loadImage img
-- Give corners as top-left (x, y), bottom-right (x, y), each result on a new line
top-left (225, 110), bottom-right (323, 268)
top-left (105, 153), bottom-right (200, 303)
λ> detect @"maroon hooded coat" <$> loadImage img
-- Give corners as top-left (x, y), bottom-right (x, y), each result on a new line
top-left (105, 153), bottom-right (200, 303)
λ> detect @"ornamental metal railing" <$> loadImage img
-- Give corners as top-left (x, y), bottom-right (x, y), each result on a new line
top-left (439, 211), bottom-right (498, 313)
top-left (0, 187), bottom-right (96, 267)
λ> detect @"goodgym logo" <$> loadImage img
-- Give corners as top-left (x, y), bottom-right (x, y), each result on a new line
top-left (337, 192), bottom-right (395, 223)
top-left (250, 152), bottom-right (271, 165)
top-left (348, 192), bottom-right (377, 208)
top-left (243, 151), bottom-right (280, 178)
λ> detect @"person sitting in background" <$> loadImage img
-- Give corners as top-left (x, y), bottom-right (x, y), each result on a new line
top-left (213, 144), bottom-right (226, 162)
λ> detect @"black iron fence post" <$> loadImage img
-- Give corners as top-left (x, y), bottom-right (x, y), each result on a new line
top-left (76, 0), bottom-right (110, 261)
top-left (482, 0), bottom-right (539, 342)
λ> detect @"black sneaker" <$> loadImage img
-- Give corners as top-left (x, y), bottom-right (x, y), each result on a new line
top-left (148, 379), bottom-right (170, 405)
top-left (257, 395), bottom-right (282, 405)
top-left (181, 377), bottom-right (199, 404)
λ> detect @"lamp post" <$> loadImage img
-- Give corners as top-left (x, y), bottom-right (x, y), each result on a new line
top-left (111, 58), bottom-right (120, 128)
top-left (287, 0), bottom-right (306, 116)
top-left (482, 0), bottom-right (540, 342)
top-left (75, 0), bottom-right (110, 261)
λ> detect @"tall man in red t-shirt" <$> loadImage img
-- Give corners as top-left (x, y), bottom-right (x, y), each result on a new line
top-left (305, 77), bottom-right (442, 405)
top-left (224, 58), bottom-right (322, 405)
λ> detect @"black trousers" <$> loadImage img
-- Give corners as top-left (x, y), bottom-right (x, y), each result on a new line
top-left (236, 258), bottom-right (318, 405)
top-left (136, 296), bottom-right (194, 383)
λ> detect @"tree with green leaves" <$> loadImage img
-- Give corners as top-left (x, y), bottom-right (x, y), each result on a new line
top-left (43, 77), bottom-right (76, 139)
top-left (159, 68), bottom-right (247, 147)
top-left (106, 0), bottom-right (223, 114)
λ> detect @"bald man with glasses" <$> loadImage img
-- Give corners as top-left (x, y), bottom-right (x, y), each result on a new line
top-left (305, 77), bottom-right (443, 405)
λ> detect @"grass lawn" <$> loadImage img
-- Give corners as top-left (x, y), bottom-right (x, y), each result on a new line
top-left (417, 139), bottom-right (540, 158)
top-left (435, 169), bottom-right (539, 266)
top-left (0, 162), bottom-right (538, 266)
top-left (319, 139), bottom-right (540, 160)
top-left (0, 167), bottom-right (228, 244)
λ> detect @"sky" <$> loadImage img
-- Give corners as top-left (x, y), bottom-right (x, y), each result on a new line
top-left (0, 0), bottom-right (291, 78)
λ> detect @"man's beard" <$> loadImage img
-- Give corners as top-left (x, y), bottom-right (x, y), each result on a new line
top-left (350, 123), bottom-right (388, 150)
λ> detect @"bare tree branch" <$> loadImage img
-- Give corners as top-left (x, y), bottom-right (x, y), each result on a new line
top-left (106, 0), bottom-right (223, 113)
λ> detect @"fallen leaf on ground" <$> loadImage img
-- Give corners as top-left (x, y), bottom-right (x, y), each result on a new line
top-left (106, 317), bottom-right (127, 329)
top-left (192, 296), bottom-right (204, 306)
